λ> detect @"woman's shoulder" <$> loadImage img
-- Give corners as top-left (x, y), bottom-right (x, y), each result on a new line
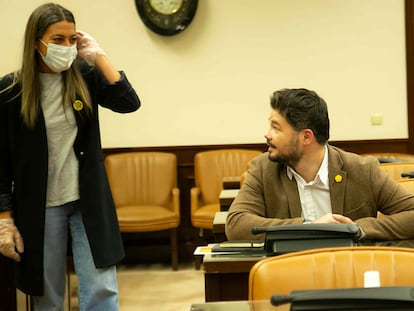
top-left (0, 72), bottom-right (20, 102)
top-left (0, 72), bottom-right (17, 88)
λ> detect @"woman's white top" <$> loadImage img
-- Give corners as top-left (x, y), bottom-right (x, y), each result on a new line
top-left (39, 73), bottom-right (80, 207)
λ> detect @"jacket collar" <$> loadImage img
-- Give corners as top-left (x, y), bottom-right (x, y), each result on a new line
top-left (279, 144), bottom-right (347, 217)
top-left (327, 145), bottom-right (347, 215)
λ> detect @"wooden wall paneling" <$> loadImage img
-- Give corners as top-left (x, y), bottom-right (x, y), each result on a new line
top-left (406, 0), bottom-right (414, 154)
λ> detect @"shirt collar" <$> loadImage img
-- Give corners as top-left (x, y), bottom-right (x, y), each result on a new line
top-left (287, 145), bottom-right (329, 186)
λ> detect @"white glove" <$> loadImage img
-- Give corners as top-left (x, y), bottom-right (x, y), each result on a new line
top-left (76, 31), bottom-right (105, 66)
top-left (0, 218), bottom-right (24, 262)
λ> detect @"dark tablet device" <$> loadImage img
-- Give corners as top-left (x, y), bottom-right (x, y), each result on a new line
top-left (271, 286), bottom-right (414, 310)
top-left (252, 223), bottom-right (360, 255)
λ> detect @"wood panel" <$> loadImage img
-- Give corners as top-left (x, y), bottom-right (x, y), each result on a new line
top-left (406, 0), bottom-right (414, 154)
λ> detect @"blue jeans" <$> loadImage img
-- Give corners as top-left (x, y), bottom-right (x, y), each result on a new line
top-left (33, 201), bottom-right (119, 311)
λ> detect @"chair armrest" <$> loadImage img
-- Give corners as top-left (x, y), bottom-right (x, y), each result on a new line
top-left (171, 187), bottom-right (180, 216)
top-left (190, 187), bottom-right (201, 213)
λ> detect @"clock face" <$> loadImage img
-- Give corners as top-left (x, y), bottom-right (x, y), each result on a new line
top-left (149, 0), bottom-right (183, 15)
top-left (135, 0), bottom-right (198, 36)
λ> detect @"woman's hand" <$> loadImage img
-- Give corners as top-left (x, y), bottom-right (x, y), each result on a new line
top-left (76, 31), bottom-right (105, 66)
top-left (0, 218), bottom-right (24, 261)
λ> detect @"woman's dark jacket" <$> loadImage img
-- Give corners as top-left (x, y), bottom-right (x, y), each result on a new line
top-left (0, 62), bottom-right (141, 295)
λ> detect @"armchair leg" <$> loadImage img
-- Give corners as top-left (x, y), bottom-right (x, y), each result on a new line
top-left (170, 228), bottom-right (178, 270)
top-left (26, 294), bottom-right (32, 311)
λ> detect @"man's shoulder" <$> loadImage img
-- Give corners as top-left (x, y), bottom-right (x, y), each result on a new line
top-left (328, 145), bottom-right (378, 169)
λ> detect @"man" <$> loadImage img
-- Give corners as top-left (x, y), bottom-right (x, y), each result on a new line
top-left (225, 88), bottom-right (414, 241)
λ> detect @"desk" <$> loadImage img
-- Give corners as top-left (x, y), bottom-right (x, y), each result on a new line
top-left (190, 300), bottom-right (288, 311)
top-left (212, 211), bottom-right (227, 242)
top-left (203, 252), bottom-right (265, 302)
top-left (219, 189), bottom-right (239, 211)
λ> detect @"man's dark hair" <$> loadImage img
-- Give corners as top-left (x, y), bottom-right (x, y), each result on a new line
top-left (270, 88), bottom-right (330, 144)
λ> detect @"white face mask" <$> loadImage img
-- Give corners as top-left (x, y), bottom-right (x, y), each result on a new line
top-left (39, 40), bottom-right (77, 73)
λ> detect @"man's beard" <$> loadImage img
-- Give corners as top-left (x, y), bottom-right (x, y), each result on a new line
top-left (267, 140), bottom-right (302, 167)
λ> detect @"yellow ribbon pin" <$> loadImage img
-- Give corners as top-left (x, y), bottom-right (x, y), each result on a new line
top-left (73, 100), bottom-right (84, 111)
top-left (335, 175), bottom-right (343, 183)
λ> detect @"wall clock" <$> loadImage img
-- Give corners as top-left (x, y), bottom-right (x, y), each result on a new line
top-left (135, 0), bottom-right (198, 36)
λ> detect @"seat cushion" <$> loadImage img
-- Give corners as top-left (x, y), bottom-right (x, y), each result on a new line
top-left (191, 203), bottom-right (220, 229)
top-left (116, 205), bottom-right (179, 232)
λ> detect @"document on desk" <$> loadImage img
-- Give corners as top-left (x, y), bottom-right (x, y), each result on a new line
top-left (212, 240), bottom-right (265, 253)
top-left (194, 241), bottom-right (265, 255)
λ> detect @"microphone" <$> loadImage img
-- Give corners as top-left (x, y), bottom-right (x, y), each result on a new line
top-left (270, 294), bottom-right (294, 306)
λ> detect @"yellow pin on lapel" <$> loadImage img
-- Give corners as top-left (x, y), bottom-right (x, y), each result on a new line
top-left (335, 175), bottom-right (343, 183)
top-left (73, 100), bottom-right (83, 111)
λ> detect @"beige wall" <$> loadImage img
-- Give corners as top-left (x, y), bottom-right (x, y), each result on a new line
top-left (0, 0), bottom-right (406, 147)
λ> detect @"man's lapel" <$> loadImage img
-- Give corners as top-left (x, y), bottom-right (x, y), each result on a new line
top-left (327, 146), bottom-right (347, 215)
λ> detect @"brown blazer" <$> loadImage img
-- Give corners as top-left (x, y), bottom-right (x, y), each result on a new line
top-left (226, 145), bottom-right (414, 241)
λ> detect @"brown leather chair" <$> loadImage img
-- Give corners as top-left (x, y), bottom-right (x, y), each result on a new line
top-left (398, 178), bottom-right (414, 192)
top-left (105, 152), bottom-right (180, 270)
top-left (249, 246), bottom-right (414, 300)
top-left (361, 153), bottom-right (414, 163)
top-left (379, 162), bottom-right (414, 180)
top-left (190, 149), bottom-right (262, 232)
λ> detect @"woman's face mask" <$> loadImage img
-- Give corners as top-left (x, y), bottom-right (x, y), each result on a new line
top-left (39, 40), bottom-right (77, 73)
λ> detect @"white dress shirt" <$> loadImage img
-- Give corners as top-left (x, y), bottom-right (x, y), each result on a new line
top-left (287, 145), bottom-right (332, 221)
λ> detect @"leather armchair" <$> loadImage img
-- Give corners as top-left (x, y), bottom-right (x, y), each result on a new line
top-left (362, 153), bottom-right (414, 163)
top-left (105, 152), bottom-right (180, 270)
top-left (190, 149), bottom-right (262, 232)
top-left (379, 162), bottom-right (414, 180)
top-left (398, 178), bottom-right (414, 192)
top-left (249, 246), bottom-right (414, 300)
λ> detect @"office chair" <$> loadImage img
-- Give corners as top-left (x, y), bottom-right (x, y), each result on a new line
top-left (249, 245), bottom-right (414, 301)
top-left (191, 149), bottom-right (261, 232)
top-left (105, 152), bottom-right (180, 270)
top-left (190, 149), bottom-right (261, 268)
top-left (378, 162), bottom-right (414, 180)
top-left (397, 178), bottom-right (414, 192)
top-left (361, 153), bottom-right (414, 163)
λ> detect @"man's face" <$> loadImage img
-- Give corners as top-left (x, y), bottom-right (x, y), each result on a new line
top-left (264, 109), bottom-right (303, 166)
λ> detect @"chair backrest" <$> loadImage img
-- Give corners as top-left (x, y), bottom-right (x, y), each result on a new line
top-left (379, 162), bottom-right (414, 180)
top-left (397, 178), bottom-right (414, 193)
top-left (362, 153), bottom-right (414, 163)
top-left (105, 152), bottom-right (177, 207)
top-left (249, 246), bottom-right (414, 300)
top-left (194, 149), bottom-right (262, 204)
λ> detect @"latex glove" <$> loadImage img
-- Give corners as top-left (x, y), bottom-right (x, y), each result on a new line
top-left (0, 218), bottom-right (24, 262)
top-left (76, 31), bottom-right (105, 66)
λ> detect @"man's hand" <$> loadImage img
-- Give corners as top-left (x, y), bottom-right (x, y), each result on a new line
top-left (313, 213), bottom-right (354, 224)
top-left (0, 218), bottom-right (24, 261)
top-left (313, 213), bottom-right (365, 238)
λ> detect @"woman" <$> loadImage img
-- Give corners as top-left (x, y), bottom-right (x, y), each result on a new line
top-left (0, 3), bottom-right (140, 310)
